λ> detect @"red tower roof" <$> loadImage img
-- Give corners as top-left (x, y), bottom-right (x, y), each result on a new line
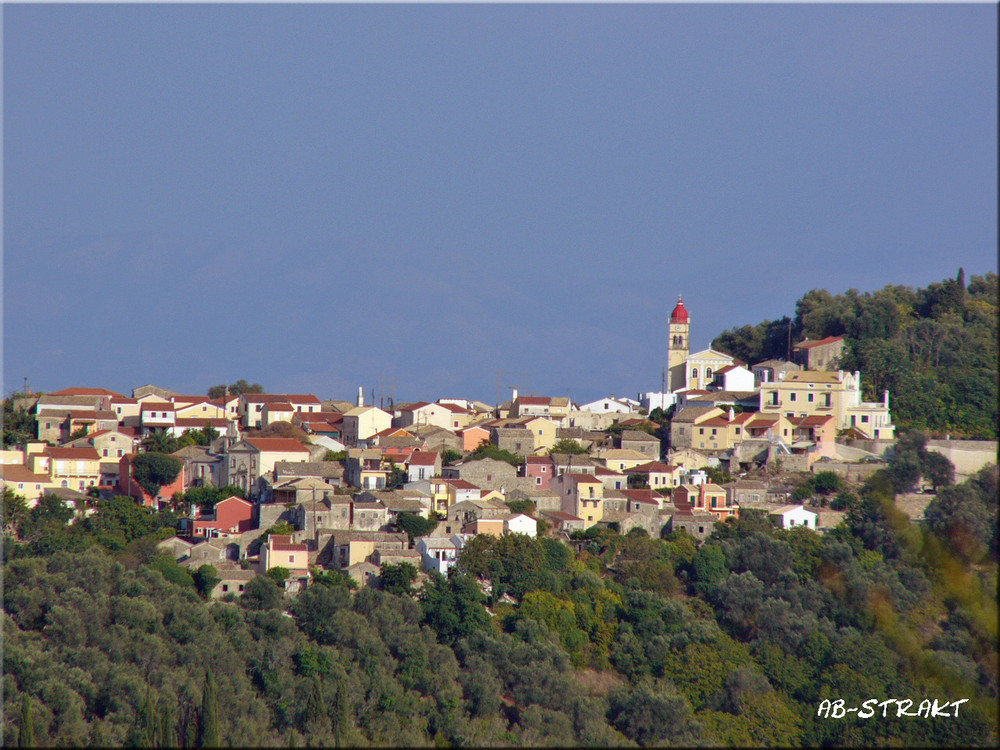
top-left (670, 297), bottom-right (689, 323)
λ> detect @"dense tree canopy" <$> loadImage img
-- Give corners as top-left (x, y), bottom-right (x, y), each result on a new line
top-left (712, 271), bottom-right (998, 438)
top-left (2, 461), bottom-right (997, 747)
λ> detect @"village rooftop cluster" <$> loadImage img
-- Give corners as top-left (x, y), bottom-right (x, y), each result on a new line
top-left (2, 298), bottom-right (902, 596)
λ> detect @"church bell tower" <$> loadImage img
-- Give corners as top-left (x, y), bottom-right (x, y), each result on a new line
top-left (667, 296), bottom-right (690, 392)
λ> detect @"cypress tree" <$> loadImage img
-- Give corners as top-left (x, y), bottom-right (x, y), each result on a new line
top-left (157, 697), bottom-right (174, 748)
top-left (199, 670), bottom-right (220, 748)
top-left (332, 675), bottom-right (350, 748)
top-left (19, 695), bottom-right (35, 748)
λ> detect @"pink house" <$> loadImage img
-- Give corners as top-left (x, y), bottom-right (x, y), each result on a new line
top-left (524, 455), bottom-right (555, 488)
top-left (190, 495), bottom-right (255, 538)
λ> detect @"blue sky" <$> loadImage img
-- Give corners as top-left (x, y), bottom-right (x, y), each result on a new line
top-left (3, 3), bottom-right (996, 406)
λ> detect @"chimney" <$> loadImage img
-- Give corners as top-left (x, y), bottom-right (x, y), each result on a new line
top-left (883, 390), bottom-right (889, 409)
top-left (511, 388), bottom-right (518, 402)
top-left (728, 407), bottom-right (735, 421)
top-left (357, 386), bottom-right (365, 408)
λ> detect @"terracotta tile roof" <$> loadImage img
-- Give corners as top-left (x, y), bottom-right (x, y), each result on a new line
top-left (111, 397), bottom-right (139, 405)
top-left (408, 451), bottom-right (439, 466)
top-left (698, 417), bottom-right (730, 427)
top-left (265, 402), bottom-right (295, 411)
top-left (517, 396), bottom-right (551, 406)
top-left (794, 336), bottom-right (844, 350)
top-left (627, 461), bottom-right (678, 473)
top-left (271, 542), bottom-right (308, 552)
top-left (791, 415), bottom-right (834, 427)
top-left (244, 437), bottom-right (310, 453)
top-left (68, 410), bottom-right (117, 420)
top-left (439, 402), bottom-right (471, 414)
top-left (48, 387), bottom-right (124, 397)
top-left (568, 473), bottom-right (602, 484)
top-left (2, 464), bottom-right (51, 483)
top-left (141, 402), bottom-right (176, 412)
top-left (43, 446), bottom-right (100, 460)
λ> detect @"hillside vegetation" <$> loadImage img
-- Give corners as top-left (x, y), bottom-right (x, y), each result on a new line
top-left (712, 270), bottom-right (998, 438)
top-left (3, 460), bottom-right (997, 747)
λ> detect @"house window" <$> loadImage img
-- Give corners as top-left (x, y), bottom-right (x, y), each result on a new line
top-left (735, 428), bottom-right (740, 435)
top-left (238, 584), bottom-right (245, 592)
top-left (706, 368), bottom-right (713, 379)
top-left (536, 477), bottom-right (542, 485)
top-left (117, 449), bottom-right (123, 457)
top-left (103, 449), bottom-right (109, 457)
top-left (691, 368), bottom-right (699, 379)
top-left (808, 393), bottom-right (814, 402)
top-left (699, 428), bottom-right (704, 435)
top-left (861, 415), bottom-right (869, 423)
top-left (289, 555), bottom-right (295, 563)
top-left (790, 393), bottom-right (796, 402)
top-left (222, 584), bottom-right (229, 592)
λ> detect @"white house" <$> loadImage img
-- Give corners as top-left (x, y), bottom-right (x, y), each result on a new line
top-left (578, 397), bottom-right (636, 414)
top-left (680, 469), bottom-right (708, 486)
top-left (416, 534), bottom-right (470, 575)
top-left (767, 504), bottom-right (818, 530)
top-left (504, 513), bottom-right (537, 537)
top-left (708, 365), bottom-right (755, 392)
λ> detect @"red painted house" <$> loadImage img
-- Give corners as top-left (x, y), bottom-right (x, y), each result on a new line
top-left (119, 454), bottom-right (186, 508)
top-left (190, 495), bottom-right (255, 538)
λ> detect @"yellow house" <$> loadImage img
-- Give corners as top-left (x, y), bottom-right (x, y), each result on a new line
top-left (685, 349), bottom-right (737, 391)
top-left (43, 446), bottom-right (102, 492)
top-left (690, 416), bottom-right (737, 451)
top-left (174, 398), bottom-right (229, 421)
top-left (1, 464), bottom-right (56, 503)
top-left (518, 416), bottom-right (559, 452)
top-left (596, 448), bottom-right (651, 473)
top-left (759, 370), bottom-right (895, 439)
top-left (556, 472), bottom-right (605, 529)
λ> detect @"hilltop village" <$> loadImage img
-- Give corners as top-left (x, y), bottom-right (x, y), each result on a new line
top-left (1, 297), bottom-right (987, 597)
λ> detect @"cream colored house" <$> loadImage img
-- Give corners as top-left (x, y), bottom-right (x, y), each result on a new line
top-left (1, 464), bottom-right (55, 503)
top-left (395, 402), bottom-right (454, 431)
top-left (63, 428), bottom-right (138, 460)
top-left (342, 406), bottom-right (393, 445)
top-left (759, 370), bottom-right (895, 439)
top-left (260, 534), bottom-right (309, 575)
